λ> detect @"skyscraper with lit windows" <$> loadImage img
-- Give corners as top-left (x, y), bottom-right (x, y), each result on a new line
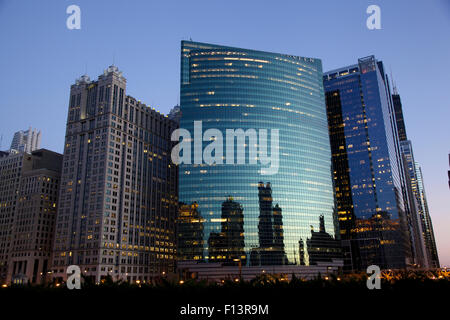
top-left (0, 149), bottom-right (62, 285)
top-left (324, 56), bottom-right (409, 270)
top-left (51, 66), bottom-right (178, 284)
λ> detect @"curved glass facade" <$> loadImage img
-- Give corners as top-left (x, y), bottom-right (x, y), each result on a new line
top-left (178, 41), bottom-right (337, 266)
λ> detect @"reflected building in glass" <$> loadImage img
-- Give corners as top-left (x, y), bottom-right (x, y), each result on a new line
top-left (303, 215), bottom-right (342, 265)
top-left (250, 182), bottom-right (287, 266)
top-left (324, 56), bottom-right (409, 270)
top-left (176, 202), bottom-right (205, 261)
top-left (179, 41), bottom-right (337, 267)
top-left (208, 197), bottom-right (246, 265)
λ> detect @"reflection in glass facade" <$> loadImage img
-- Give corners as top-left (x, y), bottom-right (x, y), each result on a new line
top-left (305, 215), bottom-right (342, 265)
top-left (176, 203), bottom-right (205, 261)
top-left (178, 41), bottom-right (338, 266)
top-left (324, 56), bottom-right (408, 270)
top-left (250, 182), bottom-right (287, 266)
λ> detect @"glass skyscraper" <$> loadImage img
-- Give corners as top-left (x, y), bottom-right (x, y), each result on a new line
top-left (324, 56), bottom-right (408, 270)
top-left (395, 89), bottom-right (439, 269)
top-left (178, 41), bottom-right (338, 267)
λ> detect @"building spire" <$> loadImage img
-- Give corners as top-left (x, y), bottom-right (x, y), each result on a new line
top-left (319, 215), bottom-right (325, 233)
top-left (390, 68), bottom-right (398, 95)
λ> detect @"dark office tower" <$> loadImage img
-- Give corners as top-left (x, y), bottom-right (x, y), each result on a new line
top-left (391, 89), bottom-right (423, 268)
top-left (404, 159), bottom-right (427, 267)
top-left (51, 66), bottom-right (178, 284)
top-left (326, 88), bottom-right (356, 241)
top-left (208, 197), bottom-right (246, 265)
top-left (180, 41), bottom-right (336, 267)
top-left (392, 84), bottom-right (439, 269)
top-left (392, 89), bottom-right (407, 142)
top-left (176, 203), bottom-right (204, 261)
top-left (324, 56), bottom-right (409, 270)
top-left (415, 163), bottom-right (439, 268)
top-left (306, 215), bottom-right (342, 265)
top-left (0, 149), bottom-right (62, 285)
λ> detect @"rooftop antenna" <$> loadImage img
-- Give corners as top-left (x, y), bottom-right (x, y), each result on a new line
top-left (0, 134), bottom-right (3, 150)
top-left (390, 67), bottom-right (398, 95)
top-left (113, 51), bottom-right (116, 66)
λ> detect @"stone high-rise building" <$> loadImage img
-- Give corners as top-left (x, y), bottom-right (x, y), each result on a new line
top-left (0, 149), bottom-right (62, 285)
top-left (0, 151), bottom-right (23, 283)
top-left (51, 66), bottom-right (178, 284)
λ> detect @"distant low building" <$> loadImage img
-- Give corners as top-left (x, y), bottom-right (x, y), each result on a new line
top-left (10, 127), bottom-right (41, 153)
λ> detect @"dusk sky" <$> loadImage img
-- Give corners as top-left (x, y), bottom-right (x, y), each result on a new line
top-left (0, 0), bottom-right (449, 266)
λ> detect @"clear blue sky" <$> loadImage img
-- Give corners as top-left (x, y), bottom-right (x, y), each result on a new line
top-left (0, 0), bottom-right (449, 266)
